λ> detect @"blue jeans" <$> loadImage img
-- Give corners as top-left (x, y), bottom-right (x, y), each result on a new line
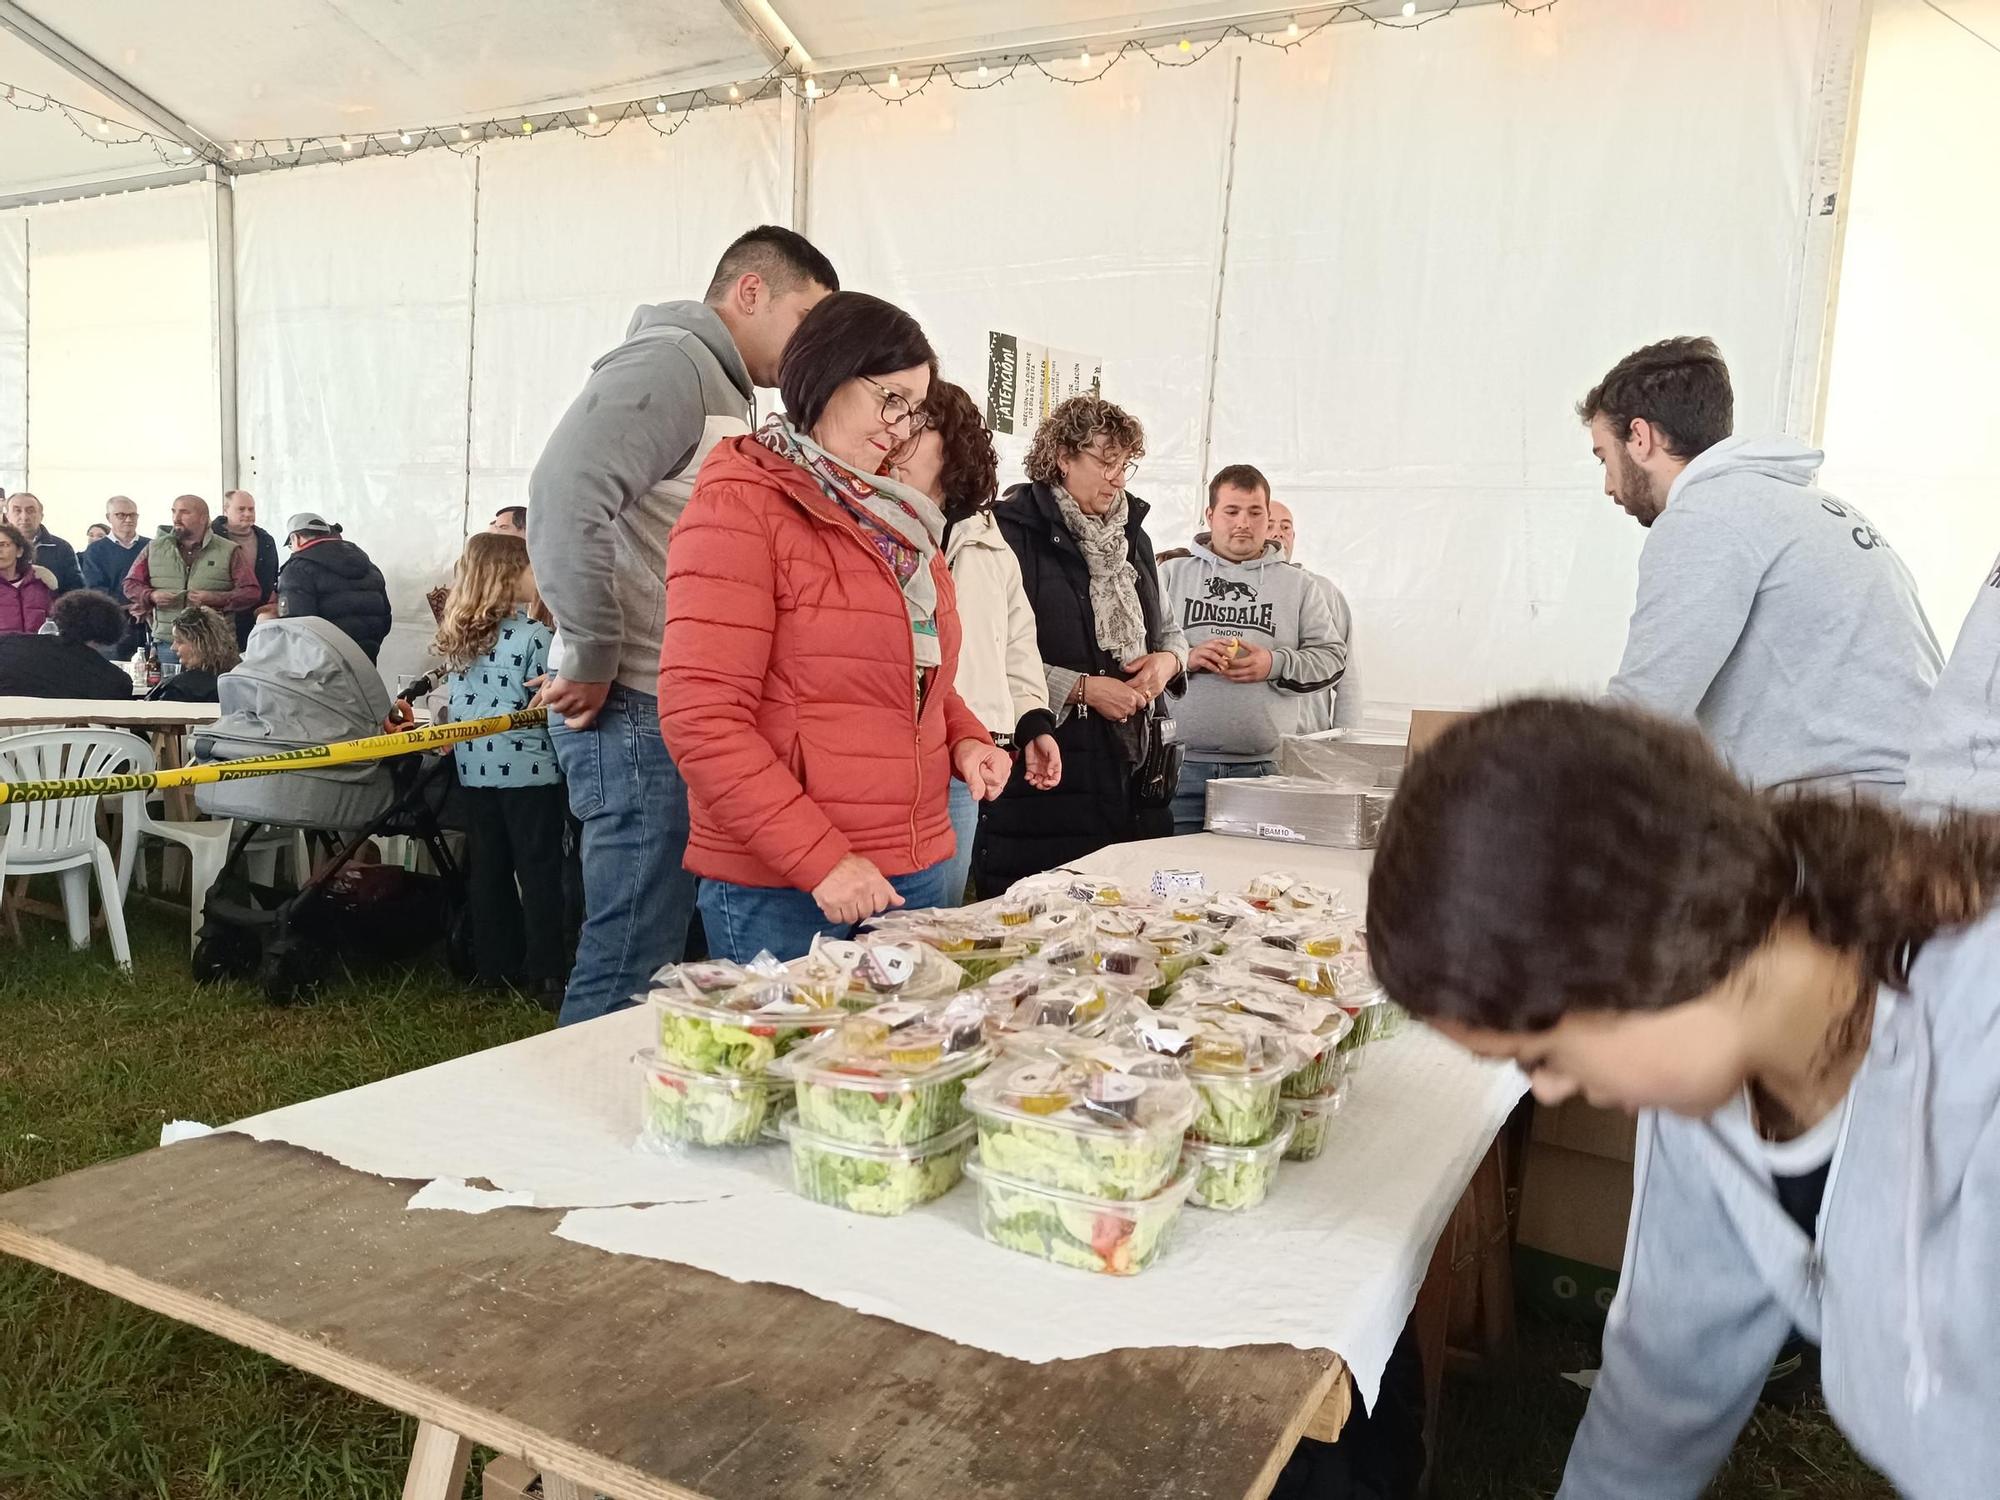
top-left (939, 778), bottom-right (979, 907)
top-left (698, 861), bottom-right (954, 964)
top-left (551, 685), bottom-right (696, 1026)
top-left (1172, 759), bottom-right (1278, 835)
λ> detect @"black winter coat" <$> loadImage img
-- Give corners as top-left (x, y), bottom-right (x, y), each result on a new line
top-left (277, 536), bottom-right (392, 662)
top-left (973, 481), bottom-right (1181, 896)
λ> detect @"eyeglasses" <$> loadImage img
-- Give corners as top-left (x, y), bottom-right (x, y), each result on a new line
top-left (862, 376), bottom-right (931, 436)
top-left (1080, 447), bottom-right (1139, 483)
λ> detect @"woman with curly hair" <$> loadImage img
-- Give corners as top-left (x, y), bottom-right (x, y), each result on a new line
top-left (975, 395), bottom-right (1187, 893)
top-left (1367, 696), bottom-right (2000, 1500)
top-left (433, 531), bottom-right (565, 1004)
top-left (891, 380), bottom-right (1061, 903)
top-left (147, 604), bottom-right (240, 702)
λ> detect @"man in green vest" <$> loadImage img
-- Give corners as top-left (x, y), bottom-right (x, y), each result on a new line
top-left (122, 493), bottom-right (261, 657)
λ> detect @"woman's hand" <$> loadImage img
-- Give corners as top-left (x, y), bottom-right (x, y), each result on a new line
top-left (1081, 674), bottom-right (1147, 721)
top-left (954, 739), bottom-right (1014, 801)
top-left (812, 853), bottom-right (903, 926)
top-left (1022, 734), bottom-right (1062, 790)
top-left (1122, 651), bottom-right (1180, 703)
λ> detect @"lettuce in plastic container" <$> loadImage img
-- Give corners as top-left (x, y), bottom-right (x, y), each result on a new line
top-left (1144, 1011), bottom-right (1303, 1146)
top-left (636, 1050), bottom-right (782, 1149)
top-left (1186, 1112), bottom-right (1296, 1211)
top-left (1282, 1087), bottom-right (1344, 1161)
top-left (1162, 975), bottom-right (1353, 1101)
top-left (965, 1036), bottom-right (1195, 1201)
top-left (650, 952), bottom-right (842, 1077)
top-left (782, 1114), bottom-right (974, 1216)
top-left (965, 1152), bottom-right (1196, 1275)
top-left (779, 997), bottom-right (993, 1147)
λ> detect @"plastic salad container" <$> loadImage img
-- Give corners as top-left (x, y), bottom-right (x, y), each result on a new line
top-left (779, 1002), bottom-right (992, 1147)
top-left (1173, 1014), bottom-right (1301, 1146)
top-left (791, 935), bottom-right (968, 1010)
top-left (637, 1049), bottom-right (785, 1149)
top-left (1186, 1112), bottom-right (1296, 1211)
top-left (964, 1151), bottom-right (1197, 1275)
top-left (781, 1114), bottom-right (974, 1216)
top-left (965, 1044), bottom-right (1197, 1201)
top-left (1163, 977), bottom-right (1353, 1102)
top-left (652, 988), bottom-right (842, 1077)
top-left (1282, 1087), bottom-right (1343, 1161)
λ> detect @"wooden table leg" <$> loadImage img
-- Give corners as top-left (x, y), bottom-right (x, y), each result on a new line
top-left (540, 1475), bottom-right (590, 1500)
top-left (401, 1421), bottom-right (473, 1500)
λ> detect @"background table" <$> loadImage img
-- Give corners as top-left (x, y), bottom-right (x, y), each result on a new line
top-left (0, 695), bottom-right (222, 730)
top-left (0, 831), bottom-right (1506, 1500)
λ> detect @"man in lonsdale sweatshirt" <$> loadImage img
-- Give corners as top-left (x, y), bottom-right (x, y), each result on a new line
top-left (527, 226), bottom-right (837, 1026)
top-left (1587, 336), bottom-right (1941, 795)
top-left (1160, 464), bottom-right (1346, 834)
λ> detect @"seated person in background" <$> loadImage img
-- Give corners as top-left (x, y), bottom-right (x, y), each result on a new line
top-left (488, 505), bottom-right (527, 536)
top-left (1160, 465), bottom-right (1346, 833)
top-left (0, 589), bottom-right (134, 698)
top-left (86, 524), bottom-right (109, 544)
top-left (0, 521), bottom-right (54, 635)
top-left (147, 604), bottom-right (239, 703)
top-left (277, 512), bottom-right (392, 662)
top-left (1270, 498), bottom-right (1363, 734)
top-left (1587, 336), bottom-right (1941, 794)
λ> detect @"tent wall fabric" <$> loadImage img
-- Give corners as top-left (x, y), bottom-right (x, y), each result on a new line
top-left (235, 152), bottom-right (479, 677)
top-left (1208, 0), bottom-right (1823, 707)
top-left (0, 217), bottom-right (24, 494)
top-left (1820, 0), bottom-right (2000, 651)
top-left (465, 103), bottom-right (784, 528)
top-left (19, 184), bottom-right (223, 537)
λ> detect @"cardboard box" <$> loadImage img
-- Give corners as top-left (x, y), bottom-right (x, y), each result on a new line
top-left (1531, 1098), bottom-right (1637, 1162)
top-left (1406, 708), bottom-right (1469, 758)
top-left (481, 1456), bottom-right (539, 1500)
top-left (1515, 1140), bottom-right (1634, 1326)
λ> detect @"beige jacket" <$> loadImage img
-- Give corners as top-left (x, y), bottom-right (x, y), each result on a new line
top-left (944, 509), bottom-right (1048, 737)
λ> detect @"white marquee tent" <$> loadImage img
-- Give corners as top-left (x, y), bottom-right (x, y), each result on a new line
top-left (0, 0), bottom-right (1995, 694)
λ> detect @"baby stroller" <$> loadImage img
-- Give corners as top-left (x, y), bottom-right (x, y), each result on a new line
top-left (189, 617), bottom-right (470, 1004)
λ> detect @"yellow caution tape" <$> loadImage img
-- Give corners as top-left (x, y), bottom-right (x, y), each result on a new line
top-left (0, 708), bottom-right (550, 806)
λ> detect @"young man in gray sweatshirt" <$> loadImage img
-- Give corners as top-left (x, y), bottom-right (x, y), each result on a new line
top-left (1586, 337), bottom-right (1940, 795)
top-left (527, 226), bottom-right (837, 1026)
top-left (1160, 465), bottom-right (1346, 833)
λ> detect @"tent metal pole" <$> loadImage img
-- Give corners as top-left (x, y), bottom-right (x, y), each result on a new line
top-left (209, 173), bottom-right (238, 494)
top-left (461, 152), bottom-right (484, 540)
top-left (720, 0), bottom-right (813, 72)
top-left (0, 165), bottom-right (212, 212)
top-left (1784, 0), bottom-right (1874, 446)
top-left (780, 86), bottom-right (813, 234)
top-left (1195, 50), bottom-right (1245, 498)
top-left (0, 0), bottom-right (224, 158)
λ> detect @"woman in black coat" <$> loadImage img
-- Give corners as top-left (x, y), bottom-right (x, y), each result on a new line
top-left (973, 396), bottom-right (1187, 896)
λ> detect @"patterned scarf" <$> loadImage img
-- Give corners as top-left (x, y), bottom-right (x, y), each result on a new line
top-left (757, 414), bottom-right (944, 669)
top-left (1052, 484), bottom-right (1147, 665)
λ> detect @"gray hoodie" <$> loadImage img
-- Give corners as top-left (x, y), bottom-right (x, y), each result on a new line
top-left (1903, 549), bottom-right (2000, 815)
top-left (1295, 566), bottom-right (1362, 735)
top-left (1160, 537), bottom-right (1345, 762)
top-left (527, 301), bottom-right (754, 694)
top-left (1560, 904), bottom-right (2000, 1499)
top-left (1607, 435), bottom-right (1941, 793)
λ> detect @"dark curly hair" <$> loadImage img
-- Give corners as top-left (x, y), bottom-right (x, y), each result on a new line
top-left (51, 589), bottom-right (128, 647)
top-left (1577, 335), bottom-right (1733, 460)
top-left (1023, 395), bottom-right (1145, 487)
top-left (921, 381), bottom-right (1000, 523)
top-left (1368, 697), bottom-right (2000, 1033)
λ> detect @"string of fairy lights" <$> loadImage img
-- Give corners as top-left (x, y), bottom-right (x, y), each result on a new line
top-left (1, 0), bottom-right (1564, 177)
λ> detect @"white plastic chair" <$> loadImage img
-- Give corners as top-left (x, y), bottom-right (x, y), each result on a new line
top-left (0, 728), bottom-right (142, 969)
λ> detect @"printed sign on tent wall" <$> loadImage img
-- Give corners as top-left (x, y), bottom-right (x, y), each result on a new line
top-left (986, 332), bottom-right (1102, 452)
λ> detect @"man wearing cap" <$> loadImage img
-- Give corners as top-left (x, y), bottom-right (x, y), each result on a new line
top-left (277, 511), bottom-right (392, 662)
top-left (122, 494), bottom-right (261, 657)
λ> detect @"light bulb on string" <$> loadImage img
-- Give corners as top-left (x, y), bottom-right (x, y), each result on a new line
top-left (728, 84), bottom-right (740, 100)
top-left (1288, 19), bottom-right (1301, 37)
top-left (521, 118), bottom-right (534, 134)
top-left (182, 144), bottom-right (194, 157)
top-left (340, 135), bottom-right (352, 153)
top-left (1079, 47), bottom-right (1091, 66)
top-left (1401, 1), bottom-right (1417, 13)
top-left (805, 77), bottom-right (820, 99)
top-left (233, 143), bottom-right (244, 158)
top-left (96, 118), bottom-right (110, 135)
top-left (586, 108), bottom-right (598, 124)
top-left (654, 98), bottom-right (667, 112)
top-left (459, 125), bottom-right (470, 140)
top-left (887, 67), bottom-right (899, 88)
top-left (399, 130), bottom-right (412, 145)
top-left (1179, 37), bottom-right (1191, 52)
top-left (977, 62), bottom-right (988, 78)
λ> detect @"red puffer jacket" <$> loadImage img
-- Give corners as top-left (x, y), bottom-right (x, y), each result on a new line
top-left (659, 436), bottom-right (992, 892)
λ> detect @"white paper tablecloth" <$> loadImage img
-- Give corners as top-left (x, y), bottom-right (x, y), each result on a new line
top-left (223, 833), bottom-right (1523, 1404)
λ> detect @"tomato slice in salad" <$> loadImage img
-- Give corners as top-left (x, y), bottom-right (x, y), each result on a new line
top-left (1091, 1212), bottom-right (1135, 1272)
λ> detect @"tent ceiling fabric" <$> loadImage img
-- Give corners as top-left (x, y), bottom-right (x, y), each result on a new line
top-left (0, 1), bottom-right (1494, 196)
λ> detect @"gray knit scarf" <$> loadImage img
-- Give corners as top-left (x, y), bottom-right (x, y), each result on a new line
top-left (1053, 485), bottom-right (1147, 665)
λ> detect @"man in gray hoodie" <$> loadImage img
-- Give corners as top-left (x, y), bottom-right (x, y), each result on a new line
top-left (1160, 464), bottom-right (1346, 833)
top-left (1903, 550), bottom-right (2000, 815)
top-left (527, 226), bottom-right (837, 1026)
top-left (1586, 336), bottom-right (1940, 794)
top-left (1270, 498), bottom-right (1363, 735)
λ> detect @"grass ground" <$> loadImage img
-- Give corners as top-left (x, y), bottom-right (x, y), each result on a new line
top-left (0, 901), bottom-right (1888, 1499)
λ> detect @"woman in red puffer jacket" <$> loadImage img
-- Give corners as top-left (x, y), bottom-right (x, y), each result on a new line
top-left (659, 292), bottom-right (1013, 962)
